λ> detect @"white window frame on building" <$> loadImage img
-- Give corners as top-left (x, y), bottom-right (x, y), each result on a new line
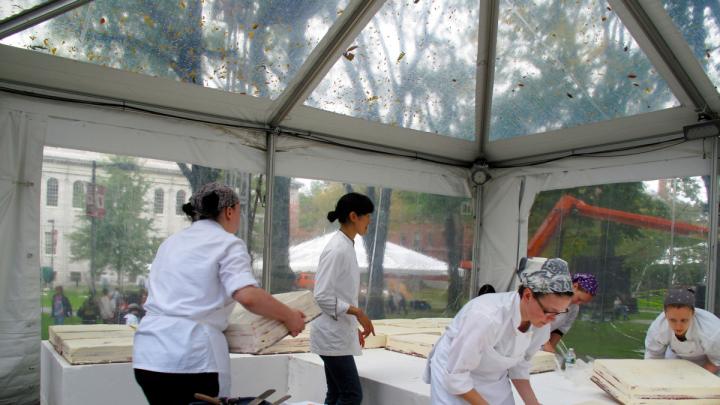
top-left (46, 178), bottom-right (59, 206)
top-left (175, 190), bottom-right (186, 215)
top-left (72, 180), bottom-right (84, 209)
top-left (154, 188), bottom-right (164, 214)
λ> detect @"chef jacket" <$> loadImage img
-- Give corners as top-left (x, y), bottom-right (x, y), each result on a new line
top-left (645, 307), bottom-right (720, 368)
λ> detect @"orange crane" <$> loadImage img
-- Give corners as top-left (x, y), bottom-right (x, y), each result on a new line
top-left (528, 195), bottom-right (708, 257)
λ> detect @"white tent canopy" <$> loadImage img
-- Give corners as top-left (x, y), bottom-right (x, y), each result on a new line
top-left (2, 1), bottom-right (720, 403)
top-left (255, 232), bottom-right (452, 276)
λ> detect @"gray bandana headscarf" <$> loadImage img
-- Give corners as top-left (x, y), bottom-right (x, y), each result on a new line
top-left (519, 258), bottom-right (573, 294)
top-left (190, 182), bottom-right (239, 216)
top-left (664, 288), bottom-right (695, 308)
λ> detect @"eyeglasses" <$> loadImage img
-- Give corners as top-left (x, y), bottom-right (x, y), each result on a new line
top-left (533, 294), bottom-right (570, 316)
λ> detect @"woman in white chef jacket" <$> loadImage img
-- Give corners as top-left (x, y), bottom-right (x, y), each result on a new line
top-left (133, 183), bottom-right (306, 405)
top-left (645, 288), bottom-right (720, 374)
top-left (425, 258), bottom-right (574, 405)
top-left (311, 192), bottom-right (375, 405)
top-left (542, 272), bottom-right (598, 352)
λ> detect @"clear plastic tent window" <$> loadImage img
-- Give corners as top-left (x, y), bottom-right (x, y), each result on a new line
top-left (1, 0), bottom-right (349, 99)
top-left (305, 0), bottom-right (479, 141)
top-left (490, 0), bottom-right (679, 141)
top-left (665, 0), bottom-right (720, 92)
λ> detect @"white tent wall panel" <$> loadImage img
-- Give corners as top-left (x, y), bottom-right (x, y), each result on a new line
top-left (486, 107), bottom-right (698, 163)
top-left (0, 107), bottom-right (46, 405)
top-left (280, 104), bottom-right (479, 163)
top-left (274, 135), bottom-right (471, 197)
top-left (478, 138), bottom-right (712, 292)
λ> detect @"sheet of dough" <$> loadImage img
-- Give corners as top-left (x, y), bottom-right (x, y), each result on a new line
top-left (225, 290), bottom-right (321, 354)
top-left (592, 359), bottom-right (720, 404)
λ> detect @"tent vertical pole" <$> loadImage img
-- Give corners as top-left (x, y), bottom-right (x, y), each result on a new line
top-left (469, 184), bottom-right (483, 300)
top-left (262, 130), bottom-right (276, 292)
top-left (707, 137), bottom-right (719, 313)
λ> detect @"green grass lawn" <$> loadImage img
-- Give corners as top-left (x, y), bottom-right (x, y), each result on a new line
top-left (41, 287), bottom-right (91, 340)
top-left (562, 317), bottom-right (651, 360)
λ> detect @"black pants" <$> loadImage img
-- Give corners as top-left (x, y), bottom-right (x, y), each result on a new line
top-left (134, 368), bottom-right (219, 405)
top-left (320, 355), bottom-right (363, 405)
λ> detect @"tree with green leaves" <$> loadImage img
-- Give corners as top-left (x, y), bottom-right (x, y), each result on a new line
top-left (69, 156), bottom-right (159, 292)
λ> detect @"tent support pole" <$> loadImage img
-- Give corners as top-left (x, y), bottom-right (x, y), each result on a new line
top-left (708, 137), bottom-right (719, 313)
top-left (262, 130), bottom-right (276, 291)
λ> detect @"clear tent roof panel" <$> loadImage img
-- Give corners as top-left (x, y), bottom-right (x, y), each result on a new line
top-left (0, 0), bottom-right (349, 100)
top-left (489, 0), bottom-right (680, 141)
top-left (664, 0), bottom-right (720, 93)
top-left (304, 0), bottom-right (479, 141)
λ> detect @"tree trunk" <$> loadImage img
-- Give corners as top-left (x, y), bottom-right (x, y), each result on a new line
top-left (445, 212), bottom-right (463, 312)
top-left (271, 176), bottom-right (296, 292)
top-left (363, 187), bottom-right (392, 319)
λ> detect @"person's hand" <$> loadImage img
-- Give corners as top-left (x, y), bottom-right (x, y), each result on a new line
top-left (358, 330), bottom-right (365, 348)
top-left (284, 310), bottom-right (306, 337)
top-left (542, 342), bottom-right (555, 353)
top-left (355, 310), bottom-right (375, 339)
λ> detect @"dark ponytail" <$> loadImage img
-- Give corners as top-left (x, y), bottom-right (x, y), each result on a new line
top-left (182, 192), bottom-right (222, 222)
top-left (181, 202), bottom-right (196, 221)
top-left (327, 192), bottom-right (374, 224)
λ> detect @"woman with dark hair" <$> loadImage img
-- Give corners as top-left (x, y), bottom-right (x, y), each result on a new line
top-left (645, 288), bottom-right (720, 374)
top-left (132, 183), bottom-right (306, 404)
top-left (311, 192), bottom-right (375, 405)
top-left (425, 258), bottom-right (573, 405)
top-left (542, 272), bottom-right (598, 353)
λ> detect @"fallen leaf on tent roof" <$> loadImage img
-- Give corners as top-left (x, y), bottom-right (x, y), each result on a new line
top-left (343, 51), bottom-right (355, 61)
top-left (601, 16), bottom-right (607, 22)
top-left (366, 95), bottom-right (379, 102)
top-left (248, 31), bottom-right (255, 40)
top-left (624, 46), bottom-right (628, 52)
top-left (518, 83), bottom-right (524, 87)
top-left (100, 17), bottom-right (106, 24)
top-left (179, 1), bottom-right (186, 9)
top-left (43, 38), bottom-right (49, 46)
top-left (414, 0), bottom-right (420, 3)
top-left (452, 79), bottom-right (457, 82)
top-left (627, 73), bottom-right (637, 79)
top-left (607, 6), bottom-right (612, 11)
top-left (347, 45), bottom-right (359, 52)
top-left (645, 88), bottom-right (652, 94)
top-left (633, 83), bottom-right (639, 87)
top-left (143, 15), bottom-right (154, 28)
top-left (706, 49), bottom-right (712, 59)
top-left (337, 9), bottom-right (343, 15)
top-left (397, 51), bottom-right (405, 62)
top-left (252, 23), bottom-right (259, 30)
top-left (566, 92), bottom-right (573, 98)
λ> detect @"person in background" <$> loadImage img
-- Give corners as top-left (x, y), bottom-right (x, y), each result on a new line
top-left (425, 258), bottom-right (573, 405)
top-left (311, 192), bottom-right (376, 405)
top-left (99, 288), bottom-right (115, 324)
top-left (644, 288), bottom-right (720, 374)
top-left (133, 182), bottom-right (305, 405)
top-left (51, 286), bottom-right (72, 325)
top-left (124, 303), bottom-right (141, 326)
top-left (542, 273), bottom-right (598, 352)
top-left (77, 291), bottom-right (100, 324)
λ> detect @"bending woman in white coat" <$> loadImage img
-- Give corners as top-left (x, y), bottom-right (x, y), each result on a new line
top-left (133, 183), bottom-right (306, 405)
top-left (645, 288), bottom-right (720, 374)
top-left (425, 258), bottom-right (574, 405)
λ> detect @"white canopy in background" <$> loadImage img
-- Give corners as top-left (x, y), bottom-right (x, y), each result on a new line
top-left (256, 232), bottom-right (453, 277)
